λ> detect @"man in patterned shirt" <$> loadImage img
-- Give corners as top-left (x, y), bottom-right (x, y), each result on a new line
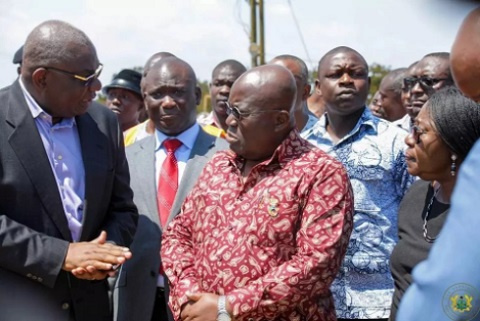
top-left (161, 64), bottom-right (354, 321)
top-left (303, 46), bottom-right (414, 321)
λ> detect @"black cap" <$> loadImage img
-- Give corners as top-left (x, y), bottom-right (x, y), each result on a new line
top-left (102, 69), bottom-right (142, 97)
top-left (13, 45), bottom-right (23, 64)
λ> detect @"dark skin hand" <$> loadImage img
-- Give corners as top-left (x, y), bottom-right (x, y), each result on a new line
top-left (64, 231), bottom-right (132, 280)
top-left (181, 293), bottom-right (234, 321)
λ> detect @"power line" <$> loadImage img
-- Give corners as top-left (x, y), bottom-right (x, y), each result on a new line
top-left (286, 0), bottom-right (315, 71)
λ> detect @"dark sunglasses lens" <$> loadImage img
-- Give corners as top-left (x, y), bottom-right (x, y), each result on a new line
top-left (420, 77), bottom-right (435, 87)
top-left (404, 77), bottom-right (416, 89)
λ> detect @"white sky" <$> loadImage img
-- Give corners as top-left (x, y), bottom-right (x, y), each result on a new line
top-left (0, 0), bottom-right (477, 88)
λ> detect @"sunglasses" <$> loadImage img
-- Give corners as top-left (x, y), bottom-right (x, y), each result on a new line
top-left (403, 76), bottom-right (449, 91)
top-left (44, 64), bottom-right (103, 87)
top-left (225, 102), bottom-right (284, 120)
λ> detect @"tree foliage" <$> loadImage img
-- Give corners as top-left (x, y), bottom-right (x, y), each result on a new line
top-left (368, 63), bottom-right (391, 103)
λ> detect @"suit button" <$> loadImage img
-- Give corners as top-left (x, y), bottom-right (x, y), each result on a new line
top-left (61, 303), bottom-right (70, 310)
top-left (31, 275), bottom-right (37, 280)
top-left (26, 273), bottom-right (32, 278)
top-left (37, 277), bottom-right (43, 282)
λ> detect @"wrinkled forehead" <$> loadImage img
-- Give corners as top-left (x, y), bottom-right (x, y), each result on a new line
top-left (413, 57), bottom-right (449, 77)
top-left (320, 51), bottom-right (367, 73)
top-left (146, 63), bottom-right (193, 87)
top-left (213, 65), bottom-right (244, 80)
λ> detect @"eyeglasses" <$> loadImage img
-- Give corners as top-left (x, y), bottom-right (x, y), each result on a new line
top-left (44, 64), bottom-right (103, 87)
top-left (225, 102), bottom-right (284, 120)
top-left (411, 125), bottom-right (426, 144)
top-left (403, 76), bottom-right (449, 91)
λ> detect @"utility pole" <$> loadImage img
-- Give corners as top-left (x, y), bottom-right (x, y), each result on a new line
top-left (249, 0), bottom-right (265, 67)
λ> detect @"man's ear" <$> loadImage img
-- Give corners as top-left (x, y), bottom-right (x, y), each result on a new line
top-left (314, 79), bottom-right (322, 96)
top-left (302, 83), bottom-right (311, 101)
top-left (31, 68), bottom-right (48, 90)
top-left (274, 110), bottom-right (291, 132)
top-left (195, 86), bottom-right (202, 106)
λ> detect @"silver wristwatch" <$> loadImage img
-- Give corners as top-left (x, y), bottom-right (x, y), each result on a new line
top-left (217, 295), bottom-right (231, 321)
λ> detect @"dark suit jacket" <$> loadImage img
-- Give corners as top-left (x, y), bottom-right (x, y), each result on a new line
top-left (114, 128), bottom-right (228, 321)
top-left (0, 81), bottom-right (138, 321)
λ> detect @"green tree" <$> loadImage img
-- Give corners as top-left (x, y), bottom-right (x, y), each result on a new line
top-left (368, 63), bottom-right (391, 103)
top-left (197, 80), bottom-right (211, 114)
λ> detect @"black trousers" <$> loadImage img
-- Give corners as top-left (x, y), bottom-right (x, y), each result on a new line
top-left (151, 287), bottom-right (169, 321)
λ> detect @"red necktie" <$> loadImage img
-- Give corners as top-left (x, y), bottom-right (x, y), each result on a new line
top-left (157, 139), bottom-right (182, 228)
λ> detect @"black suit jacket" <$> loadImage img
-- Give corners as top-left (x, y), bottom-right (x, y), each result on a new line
top-left (0, 81), bottom-right (138, 321)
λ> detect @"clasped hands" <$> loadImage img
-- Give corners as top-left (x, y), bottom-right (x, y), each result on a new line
top-left (181, 293), bottom-right (233, 321)
top-left (62, 230), bottom-right (132, 281)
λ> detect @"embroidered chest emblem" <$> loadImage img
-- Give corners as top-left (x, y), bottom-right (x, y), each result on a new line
top-left (266, 197), bottom-right (280, 217)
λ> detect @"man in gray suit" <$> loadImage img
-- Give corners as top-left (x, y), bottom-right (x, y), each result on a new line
top-left (0, 20), bottom-right (138, 321)
top-left (114, 57), bottom-right (227, 321)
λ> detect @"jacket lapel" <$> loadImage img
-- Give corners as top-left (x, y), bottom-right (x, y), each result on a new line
top-left (133, 137), bottom-right (160, 226)
top-left (6, 81), bottom-right (72, 241)
top-left (76, 109), bottom-right (112, 241)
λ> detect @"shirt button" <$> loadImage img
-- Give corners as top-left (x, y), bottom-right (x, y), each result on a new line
top-left (58, 155), bottom-right (63, 160)
top-left (61, 302), bottom-right (70, 310)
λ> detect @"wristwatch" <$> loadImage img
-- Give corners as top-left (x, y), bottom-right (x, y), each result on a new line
top-left (217, 295), bottom-right (231, 321)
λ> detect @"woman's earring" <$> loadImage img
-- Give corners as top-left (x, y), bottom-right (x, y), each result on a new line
top-left (450, 154), bottom-right (457, 177)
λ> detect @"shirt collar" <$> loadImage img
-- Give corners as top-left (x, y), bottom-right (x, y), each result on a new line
top-left (311, 107), bottom-right (378, 139)
top-left (19, 78), bottom-right (76, 128)
top-left (155, 122), bottom-right (200, 151)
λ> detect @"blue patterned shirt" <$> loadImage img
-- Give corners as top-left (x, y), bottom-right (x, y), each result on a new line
top-left (303, 108), bottom-right (414, 319)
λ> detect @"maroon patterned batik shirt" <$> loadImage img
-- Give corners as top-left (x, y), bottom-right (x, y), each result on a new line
top-left (161, 130), bottom-right (354, 321)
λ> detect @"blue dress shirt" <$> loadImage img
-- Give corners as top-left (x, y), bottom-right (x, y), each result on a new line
top-left (19, 79), bottom-right (85, 241)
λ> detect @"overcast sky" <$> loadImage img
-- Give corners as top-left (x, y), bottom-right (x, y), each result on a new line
top-left (0, 0), bottom-right (477, 88)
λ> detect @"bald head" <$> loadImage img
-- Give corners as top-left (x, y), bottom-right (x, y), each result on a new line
top-left (22, 20), bottom-right (96, 80)
top-left (381, 68), bottom-right (408, 95)
top-left (143, 52), bottom-right (176, 77)
top-left (212, 59), bottom-right (246, 78)
top-left (451, 8), bottom-right (480, 101)
top-left (232, 64), bottom-right (297, 115)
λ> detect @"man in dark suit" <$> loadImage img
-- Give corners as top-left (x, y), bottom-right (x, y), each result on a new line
top-left (114, 57), bottom-right (227, 321)
top-left (0, 20), bottom-right (138, 321)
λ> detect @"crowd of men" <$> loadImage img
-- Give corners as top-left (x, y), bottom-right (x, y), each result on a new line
top-left (1, 7), bottom-right (480, 321)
